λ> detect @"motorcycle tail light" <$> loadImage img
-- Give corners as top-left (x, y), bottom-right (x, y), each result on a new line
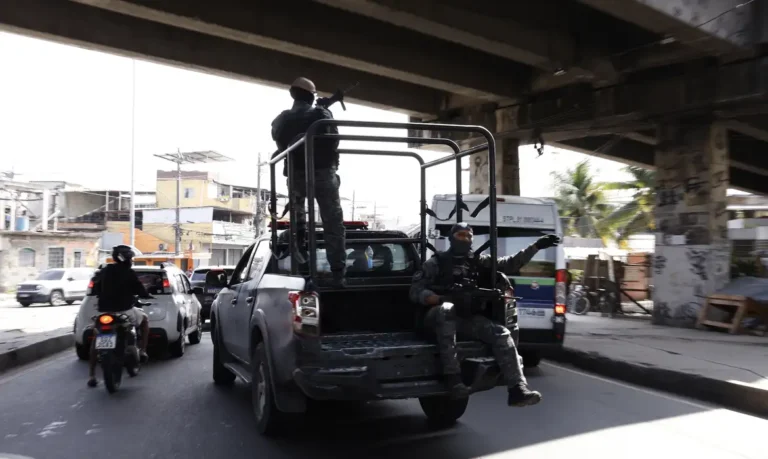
top-left (99, 315), bottom-right (114, 325)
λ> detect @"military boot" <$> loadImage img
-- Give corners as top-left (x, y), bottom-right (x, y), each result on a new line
top-left (507, 384), bottom-right (542, 407)
top-left (445, 374), bottom-right (470, 399)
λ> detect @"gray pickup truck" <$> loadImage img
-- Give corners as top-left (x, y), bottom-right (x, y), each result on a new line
top-left (207, 227), bottom-right (518, 436)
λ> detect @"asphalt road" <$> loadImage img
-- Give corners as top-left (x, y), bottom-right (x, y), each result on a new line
top-left (0, 336), bottom-right (765, 459)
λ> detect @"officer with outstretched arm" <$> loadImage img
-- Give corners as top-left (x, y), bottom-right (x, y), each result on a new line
top-left (410, 222), bottom-right (561, 406)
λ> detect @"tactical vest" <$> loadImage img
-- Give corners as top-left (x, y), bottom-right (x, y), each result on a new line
top-left (434, 251), bottom-right (479, 291)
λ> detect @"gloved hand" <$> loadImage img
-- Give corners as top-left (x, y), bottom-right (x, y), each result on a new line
top-left (316, 96), bottom-right (331, 108)
top-left (535, 234), bottom-right (561, 250)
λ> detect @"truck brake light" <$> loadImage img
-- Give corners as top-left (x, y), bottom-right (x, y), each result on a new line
top-left (555, 269), bottom-right (567, 315)
top-left (289, 291), bottom-right (319, 334)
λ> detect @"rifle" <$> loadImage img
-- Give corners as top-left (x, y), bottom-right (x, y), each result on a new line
top-left (315, 82), bottom-right (359, 111)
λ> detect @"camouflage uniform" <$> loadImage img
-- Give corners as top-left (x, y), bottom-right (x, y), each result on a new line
top-left (271, 100), bottom-right (346, 273)
top-left (410, 244), bottom-right (539, 388)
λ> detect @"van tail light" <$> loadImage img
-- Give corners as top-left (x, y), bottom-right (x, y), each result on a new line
top-left (289, 291), bottom-right (319, 335)
top-left (555, 269), bottom-right (567, 315)
top-left (86, 280), bottom-right (95, 296)
top-left (162, 278), bottom-right (171, 294)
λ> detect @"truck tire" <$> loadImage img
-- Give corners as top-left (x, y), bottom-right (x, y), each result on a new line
top-left (212, 328), bottom-right (236, 386)
top-left (418, 395), bottom-right (469, 428)
top-left (252, 342), bottom-right (289, 436)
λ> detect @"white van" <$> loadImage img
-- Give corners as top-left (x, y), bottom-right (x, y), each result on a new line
top-left (428, 194), bottom-right (567, 367)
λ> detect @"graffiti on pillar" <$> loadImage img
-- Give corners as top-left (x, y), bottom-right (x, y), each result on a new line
top-left (686, 248), bottom-right (708, 281)
top-left (471, 154), bottom-right (489, 194)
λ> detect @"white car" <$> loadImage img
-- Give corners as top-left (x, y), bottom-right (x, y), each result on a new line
top-left (16, 268), bottom-right (94, 307)
top-left (74, 263), bottom-right (204, 360)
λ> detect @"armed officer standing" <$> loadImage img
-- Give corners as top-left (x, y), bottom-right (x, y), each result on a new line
top-left (271, 77), bottom-right (346, 287)
top-left (410, 222), bottom-right (561, 406)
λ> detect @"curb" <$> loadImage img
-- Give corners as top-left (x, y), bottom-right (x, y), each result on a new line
top-left (0, 333), bottom-right (74, 374)
top-left (544, 346), bottom-right (768, 418)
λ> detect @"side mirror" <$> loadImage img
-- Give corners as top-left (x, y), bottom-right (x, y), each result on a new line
top-left (205, 270), bottom-right (228, 291)
top-left (192, 286), bottom-right (204, 296)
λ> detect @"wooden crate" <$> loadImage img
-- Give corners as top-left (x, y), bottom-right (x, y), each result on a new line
top-left (696, 294), bottom-right (768, 335)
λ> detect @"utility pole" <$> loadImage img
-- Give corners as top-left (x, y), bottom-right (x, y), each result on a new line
top-left (155, 150), bottom-right (233, 257)
top-left (175, 149), bottom-right (182, 255)
top-left (254, 152), bottom-right (266, 237)
top-left (351, 190), bottom-right (356, 220)
top-left (129, 59), bottom-right (137, 247)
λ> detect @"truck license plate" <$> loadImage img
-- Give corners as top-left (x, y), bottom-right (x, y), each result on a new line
top-left (95, 334), bottom-right (116, 349)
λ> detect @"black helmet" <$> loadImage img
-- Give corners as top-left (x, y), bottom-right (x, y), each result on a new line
top-left (112, 245), bottom-right (135, 264)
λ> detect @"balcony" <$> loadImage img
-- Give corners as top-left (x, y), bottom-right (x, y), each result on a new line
top-left (213, 221), bottom-right (256, 245)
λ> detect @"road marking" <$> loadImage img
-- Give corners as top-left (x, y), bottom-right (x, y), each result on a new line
top-left (541, 361), bottom-right (716, 411)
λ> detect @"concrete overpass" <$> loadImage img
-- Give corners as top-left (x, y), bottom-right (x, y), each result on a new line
top-left (2, 0), bottom-right (768, 326)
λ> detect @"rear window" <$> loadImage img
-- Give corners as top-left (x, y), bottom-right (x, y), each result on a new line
top-left (134, 271), bottom-right (171, 295)
top-left (191, 269), bottom-right (234, 282)
top-left (435, 225), bottom-right (556, 278)
top-left (277, 242), bottom-right (416, 277)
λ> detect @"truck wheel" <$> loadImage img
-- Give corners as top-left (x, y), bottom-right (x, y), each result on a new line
top-left (522, 351), bottom-right (541, 368)
top-left (252, 342), bottom-right (289, 436)
top-left (19, 302), bottom-right (31, 307)
top-left (212, 328), bottom-right (236, 385)
top-left (418, 395), bottom-right (469, 428)
top-left (75, 342), bottom-right (90, 361)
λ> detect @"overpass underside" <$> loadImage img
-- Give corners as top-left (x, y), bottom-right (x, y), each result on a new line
top-left (3, 0), bottom-right (768, 327)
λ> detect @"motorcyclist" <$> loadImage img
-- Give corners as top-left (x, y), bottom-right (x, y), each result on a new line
top-left (87, 245), bottom-right (152, 388)
top-left (410, 222), bottom-right (561, 407)
top-left (271, 77), bottom-right (347, 287)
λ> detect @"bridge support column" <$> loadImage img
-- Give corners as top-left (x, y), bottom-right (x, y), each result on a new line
top-left (465, 137), bottom-right (520, 196)
top-left (652, 120), bottom-right (731, 327)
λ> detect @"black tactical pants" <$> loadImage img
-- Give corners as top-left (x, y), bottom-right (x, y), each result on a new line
top-left (289, 167), bottom-right (346, 273)
top-left (424, 303), bottom-right (527, 388)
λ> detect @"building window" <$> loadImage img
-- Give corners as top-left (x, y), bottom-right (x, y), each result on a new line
top-left (73, 251), bottom-right (83, 268)
top-left (184, 188), bottom-right (194, 199)
top-left (48, 247), bottom-right (65, 269)
top-left (18, 248), bottom-right (36, 268)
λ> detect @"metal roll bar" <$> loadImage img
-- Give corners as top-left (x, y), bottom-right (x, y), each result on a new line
top-left (269, 119), bottom-right (497, 287)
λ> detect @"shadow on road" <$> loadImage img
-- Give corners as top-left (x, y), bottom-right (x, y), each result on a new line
top-left (208, 365), bottom-right (712, 459)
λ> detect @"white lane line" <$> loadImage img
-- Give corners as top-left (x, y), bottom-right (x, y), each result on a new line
top-left (541, 361), bottom-right (718, 412)
top-left (0, 351), bottom-right (71, 386)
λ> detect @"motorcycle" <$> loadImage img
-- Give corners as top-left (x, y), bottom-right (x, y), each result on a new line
top-left (92, 299), bottom-right (149, 393)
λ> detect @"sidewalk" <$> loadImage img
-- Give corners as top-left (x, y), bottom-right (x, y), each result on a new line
top-left (548, 314), bottom-right (768, 417)
top-left (0, 302), bottom-right (78, 373)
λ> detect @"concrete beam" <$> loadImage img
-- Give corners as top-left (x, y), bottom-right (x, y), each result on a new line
top-left (72, 0), bottom-right (529, 102)
top-left (0, 0), bottom-right (444, 115)
top-left (579, 0), bottom-right (756, 54)
top-left (420, 57), bottom-right (768, 143)
top-left (315, 0), bottom-right (595, 74)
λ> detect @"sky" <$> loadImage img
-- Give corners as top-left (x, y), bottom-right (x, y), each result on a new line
top-left (0, 31), bottom-right (641, 226)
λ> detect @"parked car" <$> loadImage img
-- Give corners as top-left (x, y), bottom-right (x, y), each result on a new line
top-left (189, 265), bottom-right (235, 322)
top-left (16, 268), bottom-right (94, 307)
top-left (73, 263), bottom-right (204, 360)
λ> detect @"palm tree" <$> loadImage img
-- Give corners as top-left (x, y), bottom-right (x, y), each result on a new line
top-left (551, 160), bottom-right (612, 240)
top-left (601, 166), bottom-right (656, 246)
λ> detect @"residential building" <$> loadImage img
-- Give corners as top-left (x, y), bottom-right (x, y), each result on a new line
top-left (0, 231), bottom-right (101, 292)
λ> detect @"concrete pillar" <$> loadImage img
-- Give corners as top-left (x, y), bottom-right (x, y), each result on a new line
top-left (467, 137), bottom-right (520, 196)
top-left (0, 199), bottom-right (6, 230)
top-left (652, 120), bottom-right (730, 327)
